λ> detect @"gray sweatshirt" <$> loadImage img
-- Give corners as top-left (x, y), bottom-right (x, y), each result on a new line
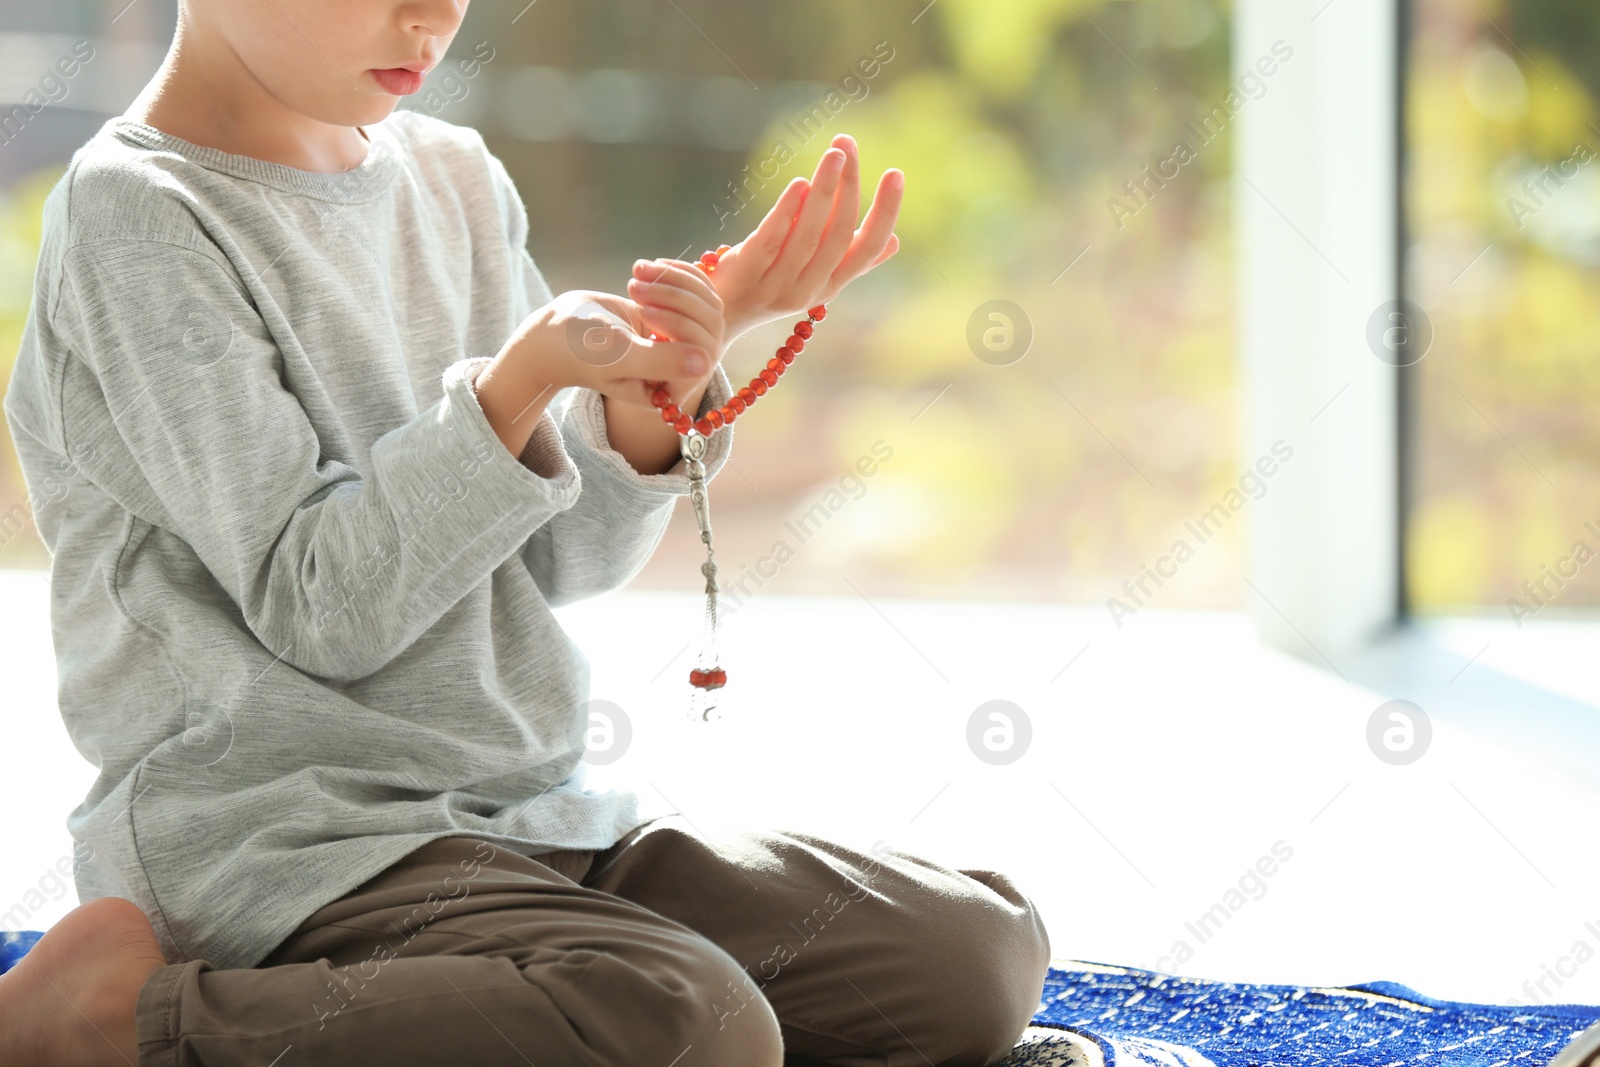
top-left (2, 109), bottom-right (733, 970)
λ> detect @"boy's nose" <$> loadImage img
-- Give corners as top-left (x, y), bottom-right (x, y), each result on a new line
top-left (407, 0), bottom-right (469, 42)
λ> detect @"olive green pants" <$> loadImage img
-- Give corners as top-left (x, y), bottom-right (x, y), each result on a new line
top-left (134, 815), bottom-right (1051, 1066)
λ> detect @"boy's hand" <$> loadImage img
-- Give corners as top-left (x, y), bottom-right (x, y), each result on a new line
top-left (478, 271), bottom-right (721, 472)
top-left (637, 134), bottom-right (904, 343)
top-left (530, 260), bottom-right (723, 412)
top-left (622, 257), bottom-right (725, 409)
top-left (583, 260), bottom-right (727, 476)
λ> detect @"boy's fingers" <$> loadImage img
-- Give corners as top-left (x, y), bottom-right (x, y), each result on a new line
top-left (830, 170), bottom-right (904, 290)
top-left (627, 272), bottom-right (717, 320)
top-left (817, 135), bottom-right (863, 258)
top-left (636, 258), bottom-right (711, 295)
top-left (631, 258), bottom-right (721, 308)
top-left (635, 257), bottom-right (699, 278)
top-left (582, 292), bottom-right (654, 335)
top-left (631, 258), bottom-right (691, 287)
top-left (794, 136), bottom-right (862, 294)
top-left (577, 295), bottom-right (713, 381)
top-left (741, 178), bottom-right (810, 271)
top-left (558, 293), bottom-right (647, 368)
top-left (761, 148), bottom-right (846, 291)
top-left (640, 304), bottom-right (717, 355)
top-left (623, 330), bottom-right (711, 380)
top-left (586, 287), bottom-right (720, 367)
top-left (868, 233), bottom-right (901, 268)
top-left (624, 262), bottom-right (726, 334)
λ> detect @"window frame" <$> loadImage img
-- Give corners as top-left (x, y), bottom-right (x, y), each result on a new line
top-left (1236, 0), bottom-right (1406, 666)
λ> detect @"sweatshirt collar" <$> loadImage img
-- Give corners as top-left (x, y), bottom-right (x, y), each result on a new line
top-left (105, 111), bottom-right (411, 204)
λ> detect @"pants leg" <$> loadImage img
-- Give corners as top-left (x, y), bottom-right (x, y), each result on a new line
top-left (133, 834), bottom-right (784, 1067)
top-left (581, 815), bottom-right (1053, 1067)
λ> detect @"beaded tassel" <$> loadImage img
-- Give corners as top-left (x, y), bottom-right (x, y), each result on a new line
top-left (680, 431), bottom-right (724, 722)
top-left (646, 244), bottom-right (827, 720)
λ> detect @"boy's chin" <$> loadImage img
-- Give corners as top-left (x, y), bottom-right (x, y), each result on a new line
top-left (293, 93), bottom-right (400, 130)
top-left (353, 98), bottom-right (403, 125)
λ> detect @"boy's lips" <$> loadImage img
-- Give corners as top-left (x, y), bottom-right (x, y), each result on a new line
top-left (371, 67), bottom-right (427, 95)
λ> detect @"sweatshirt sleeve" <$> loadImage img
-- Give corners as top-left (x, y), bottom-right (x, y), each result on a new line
top-left (518, 365), bottom-right (735, 608)
top-left (477, 142), bottom-right (737, 607)
top-left (50, 236), bottom-right (585, 684)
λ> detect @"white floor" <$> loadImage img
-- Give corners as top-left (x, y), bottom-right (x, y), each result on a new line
top-left (3, 567), bottom-right (1598, 1009)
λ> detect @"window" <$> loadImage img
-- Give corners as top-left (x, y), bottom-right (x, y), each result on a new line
top-left (1405, 0), bottom-right (1600, 621)
top-left (481, 0), bottom-right (1244, 611)
top-left (0, 0), bottom-right (1245, 620)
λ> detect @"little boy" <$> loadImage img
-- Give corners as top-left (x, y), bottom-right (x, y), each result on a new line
top-left (0, 1), bottom-right (1049, 1064)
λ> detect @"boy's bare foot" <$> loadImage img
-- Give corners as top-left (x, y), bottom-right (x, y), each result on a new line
top-left (0, 896), bottom-right (168, 1066)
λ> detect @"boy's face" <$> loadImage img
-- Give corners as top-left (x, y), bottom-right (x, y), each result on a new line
top-left (194, 0), bottom-right (468, 125)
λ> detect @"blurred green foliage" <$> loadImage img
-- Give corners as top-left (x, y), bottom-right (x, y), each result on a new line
top-left (587, 0), bottom-right (1243, 604)
top-left (1407, 0), bottom-right (1600, 616)
top-left (0, 169), bottom-right (53, 568)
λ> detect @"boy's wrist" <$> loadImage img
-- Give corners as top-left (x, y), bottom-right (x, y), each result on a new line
top-left (725, 303), bottom-right (813, 345)
top-left (710, 289), bottom-right (755, 345)
top-left (473, 348), bottom-right (563, 460)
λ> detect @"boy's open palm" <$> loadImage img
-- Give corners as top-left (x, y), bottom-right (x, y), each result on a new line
top-left (635, 134), bottom-right (904, 343)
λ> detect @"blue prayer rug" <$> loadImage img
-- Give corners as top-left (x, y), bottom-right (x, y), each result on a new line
top-left (1005, 961), bottom-right (1600, 1066)
top-left (0, 931), bottom-right (41, 977)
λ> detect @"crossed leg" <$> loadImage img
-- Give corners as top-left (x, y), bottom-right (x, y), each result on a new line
top-left (9, 816), bottom-right (1050, 1067)
top-left (582, 815), bottom-right (1052, 1066)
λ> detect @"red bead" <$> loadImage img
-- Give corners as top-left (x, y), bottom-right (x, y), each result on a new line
top-left (778, 349), bottom-right (795, 365)
top-left (707, 409), bottom-right (724, 429)
top-left (759, 369), bottom-right (778, 387)
top-left (673, 414), bottom-right (692, 434)
top-left (795, 321), bottom-right (814, 339)
top-left (694, 417), bottom-right (715, 436)
top-left (751, 378), bottom-right (768, 397)
top-left (719, 404), bottom-right (737, 424)
top-left (700, 251), bottom-right (719, 268)
top-left (766, 357), bottom-right (784, 373)
top-left (716, 245), bottom-right (732, 255)
top-left (809, 305), bottom-right (827, 321)
top-left (729, 396), bottom-right (747, 414)
top-left (738, 386), bottom-right (757, 405)
top-left (659, 404), bottom-right (681, 422)
top-left (689, 667), bottom-right (727, 691)
top-left (786, 335), bottom-right (805, 354)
